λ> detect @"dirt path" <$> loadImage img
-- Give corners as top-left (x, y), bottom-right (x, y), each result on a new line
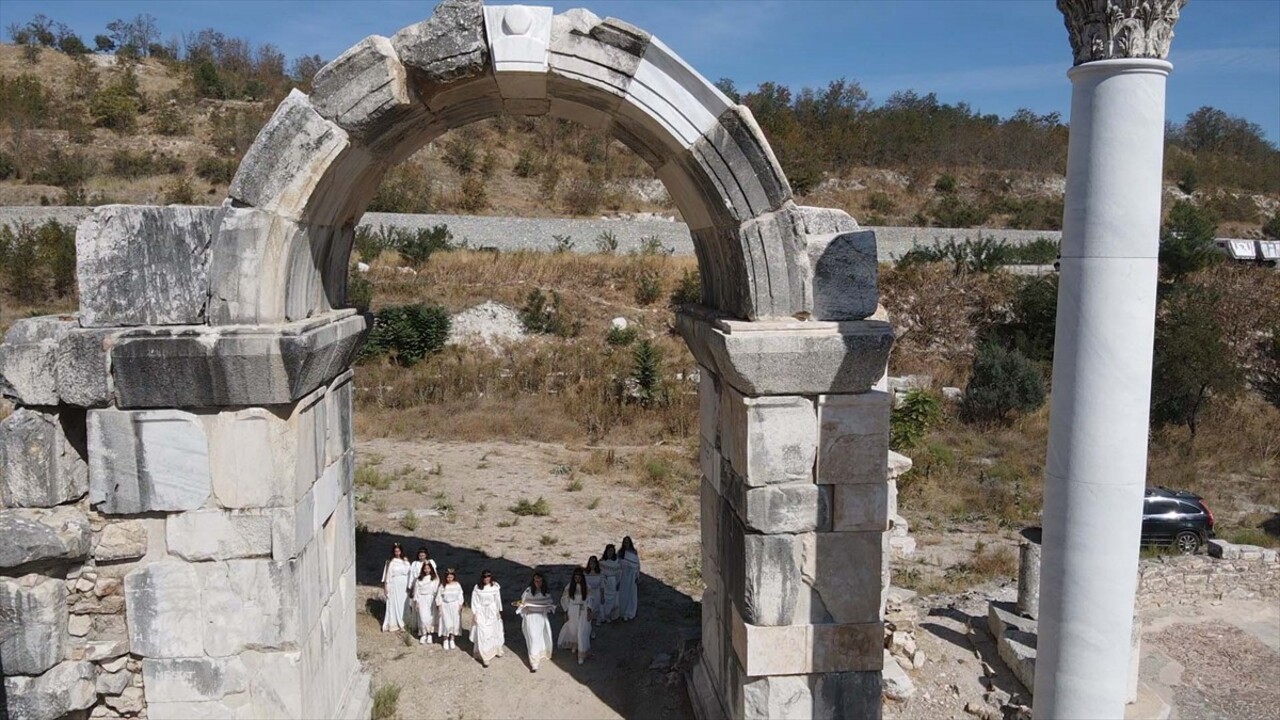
top-left (352, 438), bottom-right (699, 720)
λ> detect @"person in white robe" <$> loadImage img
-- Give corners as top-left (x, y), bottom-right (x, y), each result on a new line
top-left (407, 547), bottom-right (435, 634)
top-left (469, 570), bottom-right (506, 667)
top-left (599, 544), bottom-right (621, 623)
top-left (435, 569), bottom-right (465, 649)
top-left (558, 567), bottom-right (593, 664)
top-left (584, 556), bottom-right (604, 637)
top-left (619, 536), bottom-right (641, 621)
top-left (381, 543), bottom-right (412, 632)
top-left (517, 572), bottom-right (556, 672)
top-left (411, 562), bottom-right (440, 645)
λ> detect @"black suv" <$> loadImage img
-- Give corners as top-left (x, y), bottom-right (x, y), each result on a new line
top-left (1141, 487), bottom-right (1215, 554)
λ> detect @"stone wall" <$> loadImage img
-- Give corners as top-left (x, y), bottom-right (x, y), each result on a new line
top-left (1135, 545), bottom-right (1280, 609)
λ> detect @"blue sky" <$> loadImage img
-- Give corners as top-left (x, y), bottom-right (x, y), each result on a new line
top-left (3, 0), bottom-right (1277, 142)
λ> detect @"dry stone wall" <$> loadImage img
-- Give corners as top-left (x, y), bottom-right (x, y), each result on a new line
top-left (1135, 544), bottom-right (1280, 609)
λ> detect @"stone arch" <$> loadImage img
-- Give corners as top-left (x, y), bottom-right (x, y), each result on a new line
top-left (213, 0), bottom-right (868, 325)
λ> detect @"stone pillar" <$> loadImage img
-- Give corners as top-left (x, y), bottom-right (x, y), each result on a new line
top-left (0, 206), bottom-right (371, 720)
top-left (680, 307), bottom-right (894, 720)
top-left (1036, 2), bottom-right (1184, 718)
top-left (1016, 527), bottom-right (1041, 619)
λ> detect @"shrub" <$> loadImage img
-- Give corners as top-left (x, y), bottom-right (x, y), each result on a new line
top-left (934, 173), bottom-right (958, 194)
top-left (371, 684), bottom-right (400, 720)
top-left (1151, 285), bottom-right (1243, 435)
top-left (1176, 168), bottom-right (1198, 194)
top-left (163, 176), bottom-right (196, 205)
top-left (890, 389), bottom-right (942, 451)
top-left (0, 75), bottom-right (50, 127)
top-left (1005, 197), bottom-right (1064, 231)
top-left (345, 274), bottom-right (372, 312)
top-left (209, 108), bottom-right (270, 158)
top-left (562, 173), bottom-right (604, 215)
top-left (594, 230), bottom-right (619, 254)
top-left (513, 148), bottom-right (538, 178)
top-left (1204, 192), bottom-right (1258, 224)
top-left (1253, 327), bottom-right (1280, 409)
top-left (195, 156), bottom-right (238, 185)
top-left (369, 163), bottom-right (433, 214)
top-left (897, 237), bottom-right (1011, 274)
top-left (361, 303), bottom-right (451, 366)
top-left (399, 510), bottom-right (419, 531)
top-left (108, 150), bottom-right (184, 179)
top-left (670, 268), bottom-right (702, 306)
top-left (509, 497), bottom-right (551, 516)
top-left (1159, 201), bottom-right (1219, 280)
top-left (354, 226), bottom-right (385, 264)
top-left (31, 148), bottom-right (94, 189)
top-left (89, 85), bottom-right (139, 133)
top-left (151, 102), bottom-right (191, 136)
top-left (929, 196), bottom-right (989, 228)
top-left (0, 152), bottom-right (15, 180)
top-left (961, 344), bottom-right (1046, 423)
top-left (630, 339), bottom-right (664, 407)
top-left (636, 235), bottom-right (672, 256)
top-left (606, 325), bottom-right (637, 346)
top-left (1261, 213), bottom-right (1280, 240)
top-left (456, 175), bottom-right (489, 213)
top-left (550, 234), bottom-right (574, 253)
top-left (867, 191), bottom-right (896, 215)
top-left (0, 220), bottom-right (76, 302)
top-left (1005, 237), bottom-right (1060, 265)
top-left (633, 269), bottom-right (662, 306)
top-left (442, 134), bottom-right (479, 175)
top-left (519, 288), bottom-right (579, 337)
top-left (987, 274), bottom-right (1058, 364)
top-left (395, 225), bottom-right (455, 268)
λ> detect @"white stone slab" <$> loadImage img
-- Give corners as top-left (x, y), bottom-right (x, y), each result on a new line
top-left (142, 656), bottom-right (249, 704)
top-left (485, 5), bottom-right (553, 99)
top-left (815, 392), bottom-right (890, 485)
top-left (166, 510), bottom-right (273, 562)
top-left (719, 387), bottom-right (816, 486)
top-left (208, 407), bottom-right (296, 509)
top-left (124, 562), bottom-right (204, 658)
top-left (196, 559), bottom-right (299, 657)
top-left (621, 36), bottom-right (730, 154)
top-left (88, 409), bottom-right (211, 514)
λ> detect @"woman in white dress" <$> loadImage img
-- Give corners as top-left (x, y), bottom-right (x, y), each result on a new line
top-left (599, 544), bottom-right (621, 623)
top-left (407, 547), bottom-right (435, 634)
top-left (517, 571), bottom-right (556, 672)
top-left (411, 562), bottom-right (440, 645)
top-left (558, 567), bottom-right (593, 664)
top-left (469, 569), bottom-right (506, 667)
top-left (618, 536), bottom-right (641, 621)
top-left (380, 543), bottom-right (412, 632)
top-left (584, 556), bottom-right (604, 637)
top-left (435, 569), bottom-right (465, 649)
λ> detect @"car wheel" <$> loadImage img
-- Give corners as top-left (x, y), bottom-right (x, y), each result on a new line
top-left (1175, 530), bottom-right (1201, 555)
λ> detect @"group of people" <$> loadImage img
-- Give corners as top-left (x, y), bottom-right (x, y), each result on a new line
top-left (380, 537), bottom-right (642, 671)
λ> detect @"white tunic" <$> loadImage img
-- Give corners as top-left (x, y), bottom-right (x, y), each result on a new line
top-left (584, 573), bottom-right (604, 620)
top-left (558, 586), bottom-right (591, 656)
top-left (619, 550), bottom-right (641, 621)
top-left (436, 582), bottom-right (464, 635)
top-left (381, 558), bottom-right (412, 631)
top-left (470, 583), bottom-right (505, 662)
top-left (518, 588), bottom-right (555, 666)
top-left (412, 576), bottom-right (440, 635)
top-left (599, 559), bottom-right (621, 622)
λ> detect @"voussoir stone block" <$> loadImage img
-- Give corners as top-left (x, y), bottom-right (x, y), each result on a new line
top-left (124, 562), bottom-right (204, 658)
top-left (718, 387), bottom-right (816, 486)
top-left (0, 574), bottom-right (68, 676)
top-left (76, 205), bottom-right (222, 327)
top-left (0, 316), bottom-right (73, 405)
top-left (0, 506), bottom-right (91, 569)
top-left (816, 392), bottom-right (891, 485)
top-left (393, 0), bottom-right (490, 98)
top-left (0, 407), bottom-right (88, 508)
top-left (88, 408), bottom-right (211, 513)
top-left (166, 510), bottom-right (273, 561)
top-left (548, 9), bottom-right (648, 101)
top-left (616, 36), bottom-right (730, 164)
top-left (485, 5), bottom-right (554, 99)
top-left (3, 660), bottom-right (98, 720)
top-left (808, 231), bottom-right (879, 321)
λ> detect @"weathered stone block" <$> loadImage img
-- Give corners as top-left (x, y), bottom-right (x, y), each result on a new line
top-left (722, 465), bottom-right (830, 534)
top-left (0, 506), bottom-right (91, 569)
top-left (76, 206), bottom-right (221, 327)
top-left (0, 316), bottom-right (73, 405)
top-left (832, 482), bottom-right (890, 532)
top-left (0, 407), bottom-right (88, 508)
top-left (94, 519), bottom-right (149, 562)
top-left (485, 5), bottom-right (553, 95)
top-left (197, 559), bottom-right (299, 657)
top-left (55, 328), bottom-right (119, 407)
top-left (548, 9), bottom-right (648, 100)
top-left (96, 669), bottom-right (132, 696)
top-left (740, 531), bottom-right (831, 627)
top-left (88, 408), bottom-right (211, 514)
top-left (393, 0), bottom-right (489, 98)
top-left (730, 605), bottom-right (809, 676)
top-left (719, 387), bottom-right (816, 486)
top-left (209, 406), bottom-right (298, 509)
top-left (3, 660), bottom-right (97, 720)
top-left (816, 392), bottom-right (891, 484)
top-left (813, 531), bottom-right (883, 624)
top-left (142, 656), bottom-right (249, 703)
top-left (167, 510), bottom-right (273, 562)
top-left (0, 574), bottom-right (68, 675)
top-left (311, 34), bottom-right (434, 156)
top-left (810, 621), bottom-right (883, 673)
top-left (124, 562), bottom-right (204, 658)
top-left (741, 673), bottom-right (813, 720)
top-left (808, 231), bottom-right (879, 321)
top-left (325, 371), bottom-right (355, 466)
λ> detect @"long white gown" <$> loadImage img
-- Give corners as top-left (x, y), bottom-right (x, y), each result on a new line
top-left (518, 588), bottom-right (555, 669)
top-left (584, 572), bottom-right (604, 625)
top-left (469, 583), bottom-right (506, 663)
top-left (436, 582), bottom-right (464, 636)
top-left (412, 576), bottom-right (440, 637)
top-left (381, 558), bottom-right (412, 631)
top-left (599, 559), bottom-right (621, 622)
top-left (619, 550), bottom-right (641, 621)
top-left (558, 586), bottom-right (591, 658)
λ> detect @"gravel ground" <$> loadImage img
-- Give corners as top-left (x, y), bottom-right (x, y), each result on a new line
top-left (1146, 617), bottom-right (1280, 720)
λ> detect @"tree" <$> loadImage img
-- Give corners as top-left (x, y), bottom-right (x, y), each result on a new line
top-left (1159, 201), bottom-right (1219, 280)
top-left (94, 34), bottom-right (116, 53)
top-left (1150, 285), bottom-right (1243, 436)
top-left (630, 339), bottom-right (664, 407)
top-left (961, 344), bottom-right (1046, 423)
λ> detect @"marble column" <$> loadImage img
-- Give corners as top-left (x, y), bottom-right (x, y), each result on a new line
top-left (1035, 2), bottom-right (1185, 718)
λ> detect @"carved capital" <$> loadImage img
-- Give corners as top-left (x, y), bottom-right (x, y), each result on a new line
top-left (1058, 0), bottom-right (1187, 66)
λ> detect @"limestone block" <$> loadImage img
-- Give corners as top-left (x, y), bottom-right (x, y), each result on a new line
top-left (484, 5), bottom-right (553, 99)
top-left (313, 460), bottom-right (344, 538)
top-left (325, 371), bottom-right (355, 466)
top-left (109, 311), bottom-right (368, 408)
top-left (294, 388), bottom-right (328, 500)
top-left (94, 519), bottom-right (149, 562)
top-left (209, 407), bottom-right (298, 509)
top-left (143, 656), bottom-right (249, 703)
top-left (807, 231), bottom-right (879, 321)
top-left (272, 485), bottom-right (316, 564)
top-left (88, 408), bottom-right (211, 514)
top-left (96, 669), bottom-right (132, 696)
top-left (741, 674), bottom-right (814, 720)
top-left (735, 208), bottom-right (810, 318)
top-left (393, 0), bottom-right (489, 98)
top-left (887, 450), bottom-right (913, 480)
top-left (816, 392), bottom-right (891, 484)
top-left (76, 206), bottom-right (221, 327)
top-left (792, 205), bottom-right (860, 236)
top-left (0, 315), bottom-right (73, 405)
top-left (722, 465), bottom-right (829, 534)
top-left (615, 36), bottom-right (730, 165)
top-left (697, 366), bottom-right (719, 446)
top-left (147, 698), bottom-right (251, 719)
top-left (810, 621), bottom-right (883, 673)
top-left (0, 574), bottom-right (68, 675)
top-left (55, 328), bottom-right (119, 407)
top-left (84, 639), bottom-right (128, 662)
top-left (0, 506), bottom-right (91, 569)
top-left (718, 387), bottom-right (816, 486)
top-left (730, 604), bottom-right (809, 676)
top-left (69, 612), bottom-right (92, 636)
top-left (0, 407), bottom-right (88, 508)
top-left (832, 482), bottom-right (890, 532)
top-left (548, 9), bottom-right (648, 101)
top-left (124, 562), bottom-right (205, 658)
top-left (739, 531), bottom-right (830, 626)
top-left (813, 531), bottom-right (883, 624)
top-left (3, 660), bottom-right (97, 720)
top-left (241, 650), bottom-right (304, 718)
top-left (699, 437), bottom-right (721, 495)
top-left (166, 510), bottom-right (273, 562)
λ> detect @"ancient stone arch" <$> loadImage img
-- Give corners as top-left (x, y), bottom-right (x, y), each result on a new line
top-left (0, 2), bottom-right (893, 719)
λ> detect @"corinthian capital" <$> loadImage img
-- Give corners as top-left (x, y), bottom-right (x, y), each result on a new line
top-left (1058, 0), bottom-right (1187, 66)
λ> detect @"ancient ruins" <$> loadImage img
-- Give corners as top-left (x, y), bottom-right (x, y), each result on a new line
top-left (0, 1), bottom-right (1187, 718)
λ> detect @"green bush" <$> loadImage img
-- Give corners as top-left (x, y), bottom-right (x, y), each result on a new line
top-left (1151, 285), bottom-right (1243, 435)
top-left (633, 268), bottom-right (662, 306)
top-left (442, 134), bottom-right (479, 175)
top-left (629, 339), bottom-right (664, 407)
top-left (606, 325), bottom-right (637, 346)
top-left (369, 163), bottom-right (433, 214)
top-left (150, 102), bottom-right (191, 136)
top-left (345, 273), bottom-right (372, 313)
top-left (929, 196), bottom-right (989, 228)
top-left (108, 150), bottom-right (184, 179)
top-left (509, 497), bottom-right (551, 516)
top-left (89, 85), bottom-right (139, 133)
top-left (1005, 237), bottom-right (1060, 265)
top-left (890, 389), bottom-right (942, 451)
top-left (395, 225), bottom-right (455, 268)
top-left (519, 288), bottom-right (579, 337)
top-left (867, 191), bottom-right (896, 215)
top-left (0, 152), bottom-right (15, 180)
top-left (594, 230), bottom-right (619, 254)
top-left (0, 75), bottom-right (51, 127)
top-left (0, 220), bottom-right (76, 302)
top-left (961, 344), bottom-right (1046, 423)
top-left (195, 156), bottom-right (238, 184)
top-left (934, 173), bottom-right (958, 194)
top-left (456, 175), bottom-right (489, 213)
top-left (995, 275), bottom-right (1059, 364)
top-left (1159, 201), bottom-right (1219, 279)
top-left (550, 234), bottom-right (574, 253)
top-left (1253, 326), bottom-right (1280, 410)
top-left (361, 303), bottom-right (451, 367)
top-left (669, 268), bottom-right (702, 306)
top-left (1264, 213), bottom-right (1280, 241)
top-left (163, 176), bottom-right (196, 205)
top-left (513, 148), bottom-right (538, 178)
top-left (897, 237), bottom-right (1011, 274)
top-left (562, 173), bottom-right (604, 216)
top-left (31, 148), bottom-right (94, 189)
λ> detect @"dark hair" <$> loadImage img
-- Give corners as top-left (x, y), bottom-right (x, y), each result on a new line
top-left (527, 571), bottom-right (548, 596)
top-left (479, 569), bottom-right (494, 587)
top-left (620, 536), bottom-right (636, 557)
top-left (389, 543), bottom-right (404, 559)
top-left (418, 562), bottom-right (437, 582)
top-left (585, 556), bottom-right (601, 573)
top-left (416, 546), bottom-right (430, 559)
top-left (602, 544), bottom-right (617, 561)
top-left (568, 566), bottom-right (588, 600)
top-left (442, 567), bottom-right (458, 583)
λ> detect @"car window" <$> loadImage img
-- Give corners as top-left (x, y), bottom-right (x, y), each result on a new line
top-left (1177, 502), bottom-right (1203, 515)
top-left (1143, 499), bottom-right (1178, 515)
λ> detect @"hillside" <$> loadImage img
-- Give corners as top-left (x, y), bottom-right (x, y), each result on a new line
top-left (1, 35), bottom-right (1279, 237)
